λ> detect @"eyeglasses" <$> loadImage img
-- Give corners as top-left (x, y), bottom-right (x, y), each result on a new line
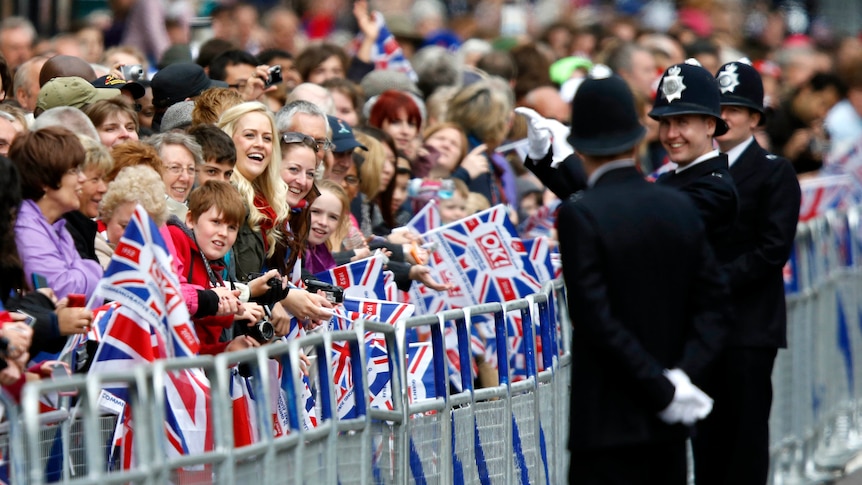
top-left (314, 138), bottom-right (334, 152)
top-left (343, 175), bottom-right (359, 186)
top-left (281, 131), bottom-right (319, 152)
top-left (166, 164), bottom-right (196, 177)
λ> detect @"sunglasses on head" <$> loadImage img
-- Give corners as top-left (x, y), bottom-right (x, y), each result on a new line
top-left (280, 131), bottom-right (319, 152)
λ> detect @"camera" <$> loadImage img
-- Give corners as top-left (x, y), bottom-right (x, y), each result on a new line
top-left (120, 64), bottom-right (144, 82)
top-left (265, 65), bottom-right (283, 87)
top-left (304, 278), bottom-right (344, 303)
top-left (244, 318), bottom-right (275, 344)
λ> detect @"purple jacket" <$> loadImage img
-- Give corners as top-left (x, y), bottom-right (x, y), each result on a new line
top-left (15, 200), bottom-right (103, 299)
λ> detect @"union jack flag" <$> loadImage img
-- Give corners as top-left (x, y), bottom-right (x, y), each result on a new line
top-left (350, 11), bottom-right (417, 81)
top-left (327, 297), bottom-right (414, 419)
top-left (404, 200), bottom-right (441, 235)
top-left (518, 203), bottom-right (558, 239)
top-left (313, 255), bottom-right (387, 301)
top-left (88, 205), bottom-right (211, 469)
top-left (406, 341), bottom-right (435, 402)
top-left (799, 175), bottom-right (854, 222)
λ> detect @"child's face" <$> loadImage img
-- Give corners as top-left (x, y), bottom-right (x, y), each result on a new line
top-left (196, 159), bottom-right (234, 186)
top-left (391, 173), bottom-right (410, 214)
top-left (308, 190), bottom-right (342, 246)
top-left (520, 193), bottom-right (541, 219)
top-left (186, 206), bottom-right (240, 260)
top-left (438, 192), bottom-right (467, 224)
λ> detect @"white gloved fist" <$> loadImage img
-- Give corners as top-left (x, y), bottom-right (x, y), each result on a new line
top-left (515, 107), bottom-right (574, 167)
top-left (658, 368), bottom-right (714, 426)
top-left (515, 107), bottom-right (552, 160)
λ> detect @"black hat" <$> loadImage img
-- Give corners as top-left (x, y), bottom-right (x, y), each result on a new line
top-left (568, 70), bottom-right (646, 156)
top-left (151, 63), bottom-right (227, 109)
top-left (91, 75), bottom-right (145, 99)
top-left (649, 61), bottom-right (728, 136)
top-left (716, 60), bottom-right (765, 122)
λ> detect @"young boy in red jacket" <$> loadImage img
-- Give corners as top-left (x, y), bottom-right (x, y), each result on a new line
top-left (168, 180), bottom-right (272, 355)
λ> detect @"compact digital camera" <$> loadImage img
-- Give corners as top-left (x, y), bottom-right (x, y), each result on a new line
top-left (304, 279), bottom-right (345, 304)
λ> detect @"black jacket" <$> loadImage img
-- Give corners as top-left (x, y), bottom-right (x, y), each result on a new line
top-left (720, 141), bottom-right (801, 347)
top-left (559, 165), bottom-right (730, 450)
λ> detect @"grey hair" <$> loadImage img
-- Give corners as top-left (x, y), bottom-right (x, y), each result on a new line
top-left (284, 83), bottom-right (334, 116)
top-left (32, 106), bottom-right (99, 141)
top-left (275, 99), bottom-right (330, 136)
top-left (146, 131), bottom-right (204, 166)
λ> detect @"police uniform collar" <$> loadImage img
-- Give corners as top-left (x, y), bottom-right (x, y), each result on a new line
top-left (725, 136), bottom-right (755, 168)
top-left (587, 159), bottom-right (636, 188)
top-left (675, 149), bottom-right (720, 174)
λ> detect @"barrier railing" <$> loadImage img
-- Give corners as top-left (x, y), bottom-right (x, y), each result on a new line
top-left (8, 280), bottom-right (570, 484)
top-left (7, 204), bottom-right (862, 484)
top-left (769, 205), bottom-right (862, 484)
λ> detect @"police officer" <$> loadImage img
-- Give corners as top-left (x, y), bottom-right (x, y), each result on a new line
top-left (650, 60), bottom-right (739, 246)
top-left (691, 60), bottom-right (801, 485)
top-left (556, 71), bottom-right (730, 485)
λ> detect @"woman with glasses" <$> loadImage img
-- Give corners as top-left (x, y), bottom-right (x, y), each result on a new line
top-left (147, 131), bottom-right (203, 221)
top-left (10, 127), bottom-right (103, 300)
top-left (219, 102), bottom-right (332, 334)
top-left (62, 136), bottom-right (114, 263)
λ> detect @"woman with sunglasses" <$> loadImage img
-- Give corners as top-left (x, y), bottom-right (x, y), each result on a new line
top-left (218, 103), bottom-right (332, 335)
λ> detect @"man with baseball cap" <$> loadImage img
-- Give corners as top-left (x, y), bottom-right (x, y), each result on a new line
top-left (650, 60), bottom-right (739, 247)
top-left (325, 115), bottom-right (366, 184)
top-left (555, 70), bottom-right (730, 484)
top-left (150, 63), bottom-right (227, 131)
top-left (35, 76), bottom-right (122, 117)
top-left (690, 60), bottom-right (801, 485)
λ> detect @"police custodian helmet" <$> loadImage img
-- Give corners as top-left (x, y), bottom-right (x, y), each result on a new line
top-left (649, 59), bottom-right (729, 136)
top-left (715, 59), bottom-right (766, 123)
top-left (568, 65), bottom-right (646, 156)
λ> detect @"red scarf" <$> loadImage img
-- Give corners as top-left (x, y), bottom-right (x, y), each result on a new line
top-left (253, 193), bottom-right (277, 253)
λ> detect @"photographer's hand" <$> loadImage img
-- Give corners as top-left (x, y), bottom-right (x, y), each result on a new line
top-left (235, 302), bottom-right (265, 323)
top-left (226, 335), bottom-right (261, 352)
top-left (281, 290), bottom-right (334, 322)
top-left (248, 269), bottom-right (282, 298)
top-left (213, 287), bottom-right (241, 316)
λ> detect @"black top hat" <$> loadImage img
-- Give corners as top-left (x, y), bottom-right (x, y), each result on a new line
top-left (568, 72), bottom-right (646, 156)
top-left (716, 60), bottom-right (765, 122)
top-left (649, 61), bottom-right (729, 136)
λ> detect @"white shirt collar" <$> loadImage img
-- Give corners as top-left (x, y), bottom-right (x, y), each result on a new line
top-left (724, 136), bottom-right (755, 167)
top-left (675, 149), bottom-right (721, 174)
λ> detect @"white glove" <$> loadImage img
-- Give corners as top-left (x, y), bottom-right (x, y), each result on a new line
top-left (657, 368), bottom-right (713, 426)
top-left (515, 107), bottom-right (552, 160)
top-left (514, 107), bottom-right (573, 167)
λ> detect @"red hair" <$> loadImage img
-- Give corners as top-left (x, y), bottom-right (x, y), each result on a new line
top-left (368, 90), bottom-right (422, 131)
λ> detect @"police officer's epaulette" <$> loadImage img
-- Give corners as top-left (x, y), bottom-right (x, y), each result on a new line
top-left (568, 190), bottom-right (585, 203)
top-left (710, 171), bottom-right (724, 178)
top-left (766, 154), bottom-right (778, 160)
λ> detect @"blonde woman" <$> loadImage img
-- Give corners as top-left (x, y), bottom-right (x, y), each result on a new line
top-left (218, 102), bottom-right (332, 334)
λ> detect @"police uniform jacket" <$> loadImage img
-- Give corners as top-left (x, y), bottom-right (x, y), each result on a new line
top-left (720, 141), bottom-right (801, 348)
top-left (559, 165), bottom-right (729, 450)
top-left (524, 151), bottom-right (587, 200)
top-left (656, 153), bottom-right (739, 247)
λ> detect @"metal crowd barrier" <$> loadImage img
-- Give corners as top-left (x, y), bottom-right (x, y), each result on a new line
top-left (7, 280), bottom-right (571, 484)
top-left (769, 205), bottom-right (862, 484)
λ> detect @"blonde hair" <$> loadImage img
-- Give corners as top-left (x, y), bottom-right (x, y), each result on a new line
top-left (217, 102), bottom-right (289, 257)
top-left (100, 165), bottom-right (169, 226)
top-left (354, 130), bottom-right (384, 199)
top-left (77, 134), bottom-right (114, 175)
top-left (315, 179), bottom-right (351, 251)
top-left (447, 78), bottom-right (514, 149)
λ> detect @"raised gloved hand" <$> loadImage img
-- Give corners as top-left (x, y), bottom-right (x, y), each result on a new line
top-left (514, 107), bottom-right (574, 167)
top-left (515, 107), bottom-right (551, 160)
top-left (657, 368), bottom-right (713, 426)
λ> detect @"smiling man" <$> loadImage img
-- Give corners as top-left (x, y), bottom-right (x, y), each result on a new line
top-left (650, 60), bottom-right (738, 247)
top-left (690, 60), bottom-right (801, 485)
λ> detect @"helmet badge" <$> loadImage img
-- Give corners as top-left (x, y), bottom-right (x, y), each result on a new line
top-left (662, 66), bottom-right (686, 103)
top-left (717, 63), bottom-right (740, 94)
